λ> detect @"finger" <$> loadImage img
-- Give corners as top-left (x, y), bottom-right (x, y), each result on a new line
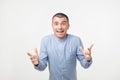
top-left (34, 48), bottom-right (38, 56)
top-left (27, 52), bottom-right (32, 57)
top-left (88, 44), bottom-right (94, 50)
top-left (31, 58), bottom-right (37, 62)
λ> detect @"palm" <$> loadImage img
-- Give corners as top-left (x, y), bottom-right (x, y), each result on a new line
top-left (80, 44), bottom-right (93, 61)
top-left (27, 48), bottom-right (39, 65)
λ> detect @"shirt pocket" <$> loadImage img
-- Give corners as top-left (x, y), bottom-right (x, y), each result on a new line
top-left (66, 49), bottom-right (76, 62)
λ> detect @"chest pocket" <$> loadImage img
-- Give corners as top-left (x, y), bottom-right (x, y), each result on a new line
top-left (65, 47), bottom-right (76, 62)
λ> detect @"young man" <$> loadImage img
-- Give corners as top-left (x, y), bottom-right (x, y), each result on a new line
top-left (27, 13), bottom-right (93, 80)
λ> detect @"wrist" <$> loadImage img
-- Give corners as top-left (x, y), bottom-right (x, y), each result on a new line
top-left (34, 64), bottom-right (39, 66)
top-left (87, 57), bottom-right (92, 62)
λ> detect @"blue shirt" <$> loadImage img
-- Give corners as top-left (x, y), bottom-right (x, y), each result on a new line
top-left (35, 34), bottom-right (92, 80)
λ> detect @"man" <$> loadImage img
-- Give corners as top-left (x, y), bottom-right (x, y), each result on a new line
top-left (27, 13), bottom-right (93, 80)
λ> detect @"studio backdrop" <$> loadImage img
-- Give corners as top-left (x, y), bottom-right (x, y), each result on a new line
top-left (0, 0), bottom-right (120, 80)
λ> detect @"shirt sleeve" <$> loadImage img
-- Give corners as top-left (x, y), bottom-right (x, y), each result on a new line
top-left (76, 38), bottom-right (92, 69)
top-left (34, 37), bottom-right (48, 71)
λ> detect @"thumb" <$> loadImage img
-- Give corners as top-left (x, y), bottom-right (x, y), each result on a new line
top-left (27, 52), bottom-right (32, 57)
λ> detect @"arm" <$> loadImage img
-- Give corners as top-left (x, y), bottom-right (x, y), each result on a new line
top-left (76, 38), bottom-right (93, 68)
top-left (27, 38), bottom-right (48, 71)
top-left (34, 51), bottom-right (48, 71)
top-left (34, 38), bottom-right (48, 71)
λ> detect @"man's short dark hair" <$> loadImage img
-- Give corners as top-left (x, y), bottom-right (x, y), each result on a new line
top-left (52, 13), bottom-right (69, 22)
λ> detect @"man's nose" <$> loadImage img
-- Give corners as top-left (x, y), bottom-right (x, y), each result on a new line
top-left (58, 24), bottom-right (62, 29)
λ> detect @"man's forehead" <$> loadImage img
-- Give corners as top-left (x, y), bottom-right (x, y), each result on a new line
top-left (52, 17), bottom-right (68, 22)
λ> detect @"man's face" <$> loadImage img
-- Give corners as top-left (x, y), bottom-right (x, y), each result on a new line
top-left (52, 17), bottom-right (69, 39)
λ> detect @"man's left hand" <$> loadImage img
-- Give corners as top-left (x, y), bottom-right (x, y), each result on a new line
top-left (80, 44), bottom-right (94, 62)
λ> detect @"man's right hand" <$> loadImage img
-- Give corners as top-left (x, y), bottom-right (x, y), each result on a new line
top-left (27, 48), bottom-right (39, 66)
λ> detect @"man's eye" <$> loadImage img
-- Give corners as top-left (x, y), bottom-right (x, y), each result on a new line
top-left (62, 22), bottom-right (67, 25)
top-left (54, 23), bottom-right (58, 25)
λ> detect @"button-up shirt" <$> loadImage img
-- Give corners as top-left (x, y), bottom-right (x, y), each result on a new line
top-left (35, 34), bottom-right (92, 80)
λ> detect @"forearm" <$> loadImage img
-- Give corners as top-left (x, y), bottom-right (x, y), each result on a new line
top-left (77, 54), bottom-right (92, 69)
top-left (81, 57), bottom-right (92, 69)
top-left (34, 60), bottom-right (47, 71)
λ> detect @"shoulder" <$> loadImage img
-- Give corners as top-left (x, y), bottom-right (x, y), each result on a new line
top-left (68, 34), bottom-right (83, 45)
top-left (68, 34), bottom-right (82, 41)
top-left (41, 34), bottom-right (53, 42)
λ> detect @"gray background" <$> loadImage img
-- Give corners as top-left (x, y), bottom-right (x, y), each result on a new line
top-left (0, 0), bottom-right (120, 80)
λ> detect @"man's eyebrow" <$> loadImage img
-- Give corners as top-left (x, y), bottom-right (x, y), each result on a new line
top-left (62, 21), bottom-right (67, 23)
top-left (53, 21), bottom-right (58, 23)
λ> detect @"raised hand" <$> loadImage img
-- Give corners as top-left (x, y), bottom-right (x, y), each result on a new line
top-left (80, 44), bottom-right (94, 62)
top-left (27, 48), bottom-right (39, 65)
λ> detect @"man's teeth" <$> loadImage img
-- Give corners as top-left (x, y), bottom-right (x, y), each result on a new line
top-left (57, 31), bottom-right (63, 33)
